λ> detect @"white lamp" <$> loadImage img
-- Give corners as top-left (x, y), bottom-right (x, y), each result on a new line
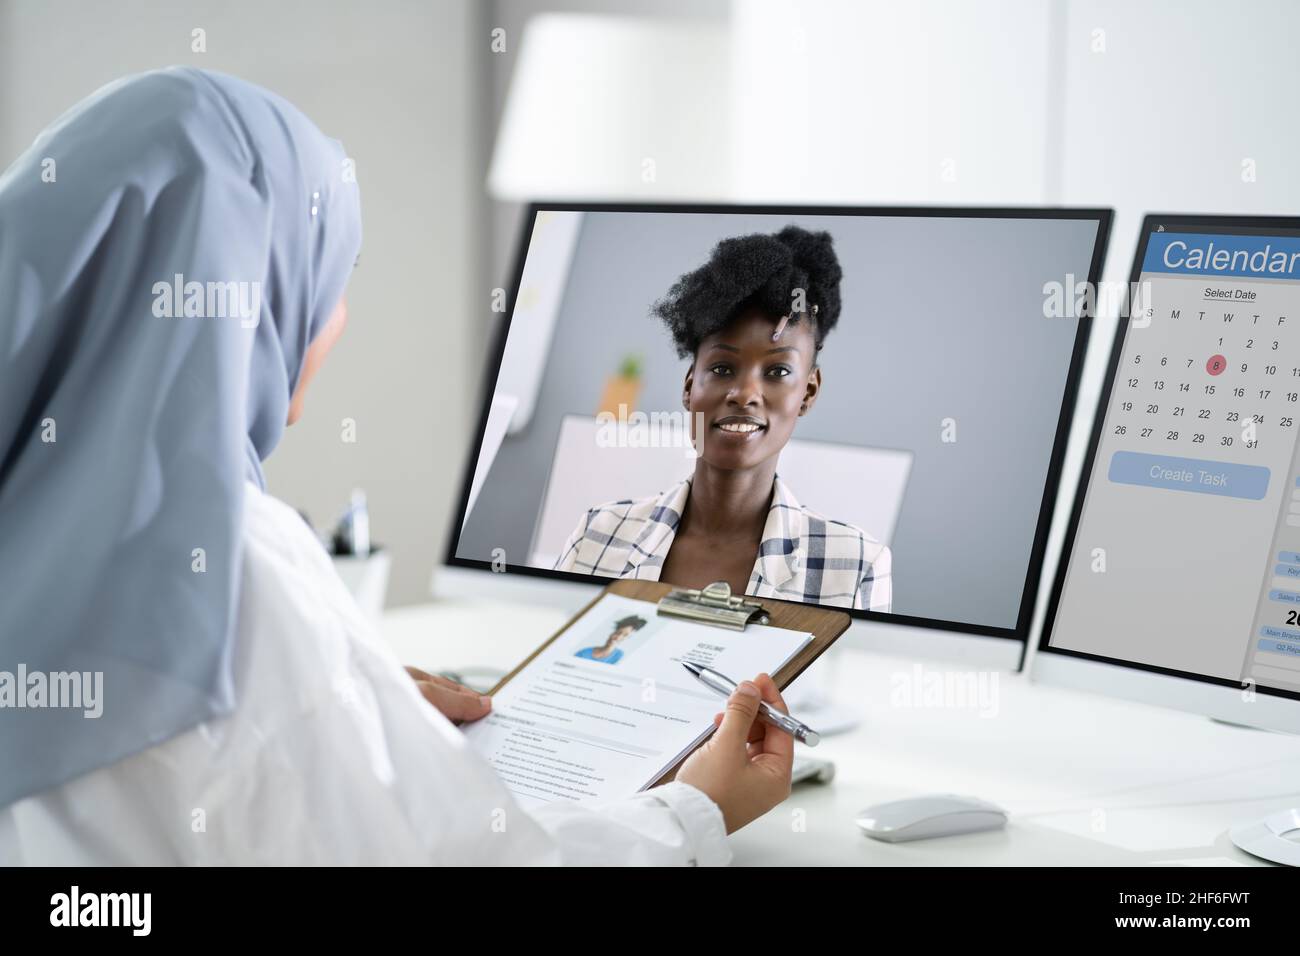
top-left (488, 14), bottom-right (731, 201)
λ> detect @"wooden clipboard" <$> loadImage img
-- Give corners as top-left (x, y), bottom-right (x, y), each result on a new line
top-left (487, 579), bottom-right (852, 787)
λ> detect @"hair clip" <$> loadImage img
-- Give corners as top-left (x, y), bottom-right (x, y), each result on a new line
top-left (773, 304), bottom-right (819, 340)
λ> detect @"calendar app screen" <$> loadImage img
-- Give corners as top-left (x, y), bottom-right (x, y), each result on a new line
top-left (1051, 229), bottom-right (1300, 692)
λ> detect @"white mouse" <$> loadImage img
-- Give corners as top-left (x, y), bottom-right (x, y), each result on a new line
top-left (855, 794), bottom-right (1008, 843)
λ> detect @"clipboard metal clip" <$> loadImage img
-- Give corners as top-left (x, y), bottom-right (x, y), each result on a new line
top-left (656, 581), bottom-right (771, 631)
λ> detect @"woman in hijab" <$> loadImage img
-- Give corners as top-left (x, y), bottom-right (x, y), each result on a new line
top-left (0, 68), bottom-right (793, 865)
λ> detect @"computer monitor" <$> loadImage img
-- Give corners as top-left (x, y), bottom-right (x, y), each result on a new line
top-left (1036, 214), bottom-right (1300, 733)
top-left (444, 203), bottom-right (1111, 669)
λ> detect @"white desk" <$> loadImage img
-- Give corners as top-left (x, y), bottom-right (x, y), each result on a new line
top-left (383, 600), bottom-right (1300, 866)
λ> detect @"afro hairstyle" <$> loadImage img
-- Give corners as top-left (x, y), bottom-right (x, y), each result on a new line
top-left (652, 224), bottom-right (843, 359)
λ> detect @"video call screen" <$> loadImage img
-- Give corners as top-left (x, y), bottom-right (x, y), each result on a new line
top-left (1046, 217), bottom-right (1300, 694)
top-left (450, 206), bottom-right (1108, 635)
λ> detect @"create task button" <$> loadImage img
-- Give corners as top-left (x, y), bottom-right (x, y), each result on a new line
top-left (1108, 451), bottom-right (1270, 500)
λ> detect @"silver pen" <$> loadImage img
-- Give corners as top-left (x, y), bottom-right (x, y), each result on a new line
top-left (681, 661), bottom-right (820, 747)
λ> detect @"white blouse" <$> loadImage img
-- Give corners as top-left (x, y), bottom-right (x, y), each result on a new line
top-left (0, 483), bottom-right (730, 865)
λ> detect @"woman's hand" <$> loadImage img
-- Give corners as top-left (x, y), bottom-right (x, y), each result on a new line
top-left (404, 666), bottom-right (492, 724)
top-left (675, 672), bottom-right (794, 834)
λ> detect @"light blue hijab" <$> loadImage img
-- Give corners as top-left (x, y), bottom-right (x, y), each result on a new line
top-left (0, 67), bottom-right (362, 807)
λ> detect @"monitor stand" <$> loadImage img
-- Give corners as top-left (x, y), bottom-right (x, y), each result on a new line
top-left (1216, 718), bottom-right (1298, 865)
top-left (1209, 716), bottom-right (1273, 732)
top-left (1230, 807), bottom-right (1300, 866)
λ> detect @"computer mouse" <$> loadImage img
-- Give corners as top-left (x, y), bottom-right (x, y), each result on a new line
top-left (855, 794), bottom-right (1008, 843)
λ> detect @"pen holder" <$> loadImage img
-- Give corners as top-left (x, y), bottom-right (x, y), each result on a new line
top-left (330, 547), bottom-right (391, 625)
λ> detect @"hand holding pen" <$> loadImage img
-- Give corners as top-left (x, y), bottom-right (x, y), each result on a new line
top-left (674, 671), bottom-right (798, 834)
top-left (682, 661), bottom-right (821, 746)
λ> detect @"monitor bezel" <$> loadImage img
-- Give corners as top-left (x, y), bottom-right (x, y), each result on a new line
top-left (445, 202), bottom-right (1114, 657)
top-left (1036, 212), bottom-right (1300, 704)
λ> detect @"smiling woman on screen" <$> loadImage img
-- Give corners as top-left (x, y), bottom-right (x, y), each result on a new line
top-left (554, 226), bottom-right (892, 612)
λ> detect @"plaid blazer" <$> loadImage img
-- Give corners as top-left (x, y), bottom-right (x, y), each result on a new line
top-left (553, 476), bottom-right (891, 611)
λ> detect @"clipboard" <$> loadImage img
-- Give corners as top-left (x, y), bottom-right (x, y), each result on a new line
top-left (486, 579), bottom-right (852, 787)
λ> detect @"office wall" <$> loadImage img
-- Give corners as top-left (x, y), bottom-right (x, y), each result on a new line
top-left (0, 0), bottom-right (484, 605)
top-left (1062, 0), bottom-right (1300, 278)
top-left (727, 0), bottom-right (1062, 205)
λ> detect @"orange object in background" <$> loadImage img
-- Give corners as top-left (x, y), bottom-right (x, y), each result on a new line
top-left (598, 354), bottom-right (643, 419)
